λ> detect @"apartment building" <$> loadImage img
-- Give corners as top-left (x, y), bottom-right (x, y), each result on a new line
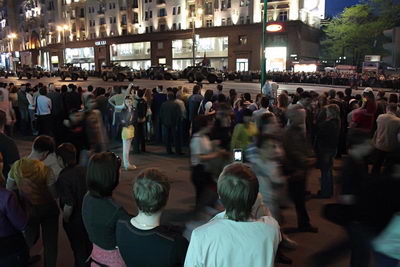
top-left (0, 0), bottom-right (325, 71)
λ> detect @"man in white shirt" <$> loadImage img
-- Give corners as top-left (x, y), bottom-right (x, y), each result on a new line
top-left (35, 87), bottom-right (53, 136)
top-left (184, 163), bottom-right (281, 267)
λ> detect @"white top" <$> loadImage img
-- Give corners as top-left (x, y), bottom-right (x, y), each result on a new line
top-left (190, 134), bottom-right (212, 166)
top-left (26, 93), bottom-right (35, 110)
top-left (36, 95), bottom-right (52, 115)
top-left (184, 211), bottom-right (281, 267)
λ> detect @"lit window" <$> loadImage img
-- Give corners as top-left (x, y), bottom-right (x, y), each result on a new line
top-left (236, 58), bottom-right (248, 71)
top-left (279, 11), bottom-right (288, 21)
top-left (221, 18), bottom-right (226, 26)
top-left (239, 35), bottom-right (247, 45)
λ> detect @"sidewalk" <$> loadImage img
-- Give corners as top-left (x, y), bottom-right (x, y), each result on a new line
top-left (13, 138), bottom-right (348, 267)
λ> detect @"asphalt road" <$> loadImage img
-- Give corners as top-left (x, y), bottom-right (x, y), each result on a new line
top-left (0, 75), bottom-right (366, 97)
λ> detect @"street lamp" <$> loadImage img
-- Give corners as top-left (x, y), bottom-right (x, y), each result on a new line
top-left (260, 0), bottom-right (268, 91)
top-left (58, 24), bottom-right (69, 65)
top-left (189, 8), bottom-right (203, 66)
top-left (7, 33), bottom-right (17, 71)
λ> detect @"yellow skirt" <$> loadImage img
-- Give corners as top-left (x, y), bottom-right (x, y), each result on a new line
top-left (121, 125), bottom-right (135, 140)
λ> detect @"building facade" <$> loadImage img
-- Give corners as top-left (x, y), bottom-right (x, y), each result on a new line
top-left (0, 0), bottom-right (325, 71)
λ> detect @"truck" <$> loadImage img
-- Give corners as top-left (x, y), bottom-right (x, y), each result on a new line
top-left (101, 64), bottom-right (134, 82)
top-left (59, 65), bottom-right (88, 81)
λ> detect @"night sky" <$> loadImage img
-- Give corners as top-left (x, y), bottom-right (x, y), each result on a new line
top-left (326, 0), bottom-right (361, 16)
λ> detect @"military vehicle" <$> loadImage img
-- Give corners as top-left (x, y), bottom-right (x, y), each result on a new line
top-left (59, 65), bottom-right (88, 81)
top-left (147, 66), bottom-right (179, 80)
top-left (101, 64), bottom-right (134, 82)
top-left (16, 66), bottom-right (50, 79)
top-left (184, 66), bottom-right (224, 83)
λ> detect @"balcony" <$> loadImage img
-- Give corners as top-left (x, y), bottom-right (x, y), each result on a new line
top-left (97, 9), bottom-right (105, 15)
top-left (120, 6), bottom-right (127, 11)
top-left (157, 0), bottom-right (166, 5)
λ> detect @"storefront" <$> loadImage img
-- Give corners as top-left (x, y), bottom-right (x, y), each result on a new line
top-left (172, 36), bottom-right (228, 70)
top-left (64, 47), bottom-right (95, 70)
top-left (110, 42), bottom-right (151, 70)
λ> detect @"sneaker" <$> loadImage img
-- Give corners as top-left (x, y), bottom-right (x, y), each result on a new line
top-left (281, 235), bottom-right (298, 249)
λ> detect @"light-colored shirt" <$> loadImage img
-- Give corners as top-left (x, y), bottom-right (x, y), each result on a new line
top-left (36, 95), bottom-right (52, 115)
top-left (373, 112), bottom-right (400, 152)
top-left (190, 134), bottom-right (212, 166)
top-left (184, 211), bottom-right (280, 267)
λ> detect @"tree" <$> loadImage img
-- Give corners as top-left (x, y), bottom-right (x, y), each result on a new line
top-left (321, 0), bottom-right (400, 66)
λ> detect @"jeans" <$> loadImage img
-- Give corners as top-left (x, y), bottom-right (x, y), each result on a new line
top-left (319, 149), bottom-right (336, 197)
top-left (24, 202), bottom-right (59, 267)
top-left (28, 109), bottom-right (37, 135)
top-left (18, 107), bottom-right (30, 135)
top-left (63, 218), bottom-right (92, 267)
top-left (122, 138), bottom-right (133, 168)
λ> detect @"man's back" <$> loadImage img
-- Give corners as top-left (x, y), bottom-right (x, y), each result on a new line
top-left (184, 212), bottom-right (280, 267)
top-left (373, 113), bottom-right (400, 152)
top-left (160, 100), bottom-right (180, 127)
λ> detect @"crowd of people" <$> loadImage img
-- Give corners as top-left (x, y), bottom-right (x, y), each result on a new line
top-left (267, 71), bottom-right (400, 90)
top-left (0, 80), bottom-right (400, 267)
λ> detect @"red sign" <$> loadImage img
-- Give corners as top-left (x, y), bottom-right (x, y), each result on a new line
top-left (266, 24), bottom-right (283, 32)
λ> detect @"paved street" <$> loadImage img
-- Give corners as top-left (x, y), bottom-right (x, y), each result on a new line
top-left (0, 75), bottom-right (374, 98)
top-left (14, 136), bottom-right (348, 267)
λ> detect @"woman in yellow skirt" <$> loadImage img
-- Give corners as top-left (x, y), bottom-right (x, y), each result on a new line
top-left (121, 96), bottom-right (137, 171)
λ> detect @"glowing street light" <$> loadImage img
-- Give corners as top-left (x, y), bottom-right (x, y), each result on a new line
top-left (7, 33), bottom-right (17, 39)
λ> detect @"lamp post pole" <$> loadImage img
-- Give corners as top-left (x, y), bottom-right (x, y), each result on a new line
top-left (192, 17), bottom-right (195, 66)
top-left (260, 0), bottom-right (268, 91)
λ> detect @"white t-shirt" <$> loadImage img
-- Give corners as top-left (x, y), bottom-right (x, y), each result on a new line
top-left (190, 134), bottom-right (212, 166)
top-left (184, 211), bottom-right (281, 267)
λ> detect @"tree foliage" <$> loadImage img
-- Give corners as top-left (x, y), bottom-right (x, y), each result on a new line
top-left (321, 0), bottom-right (400, 65)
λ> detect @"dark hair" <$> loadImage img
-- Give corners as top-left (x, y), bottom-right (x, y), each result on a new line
top-left (217, 163), bottom-right (259, 221)
top-left (33, 135), bottom-right (55, 153)
top-left (296, 87), bottom-right (304, 94)
top-left (389, 94), bottom-right (398, 104)
top-left (337, 91), bottom-right (344, 99)
top-left (217, 84), bottom-right (223, 92)
top-left (193, 85), bottom-right (201, 94)
top-left (243, 93), bottom-right (251, 101)
top-left (256, 112), bottom-right (275, 133)
top-left (0, 110), bottom-right (5, 129)
top-left (300, 91), bottom-right (311, 99)
top-left (217, 93), bottom-right (227, 103)
top-left (39, 87), bottom-right (47, 95)
top-left (193, 115), bottom-right (211, 133)
top-left (61, 85), bottom-right (68, 93)
top-left (345, 88), bottom-right (352, 96)
top-left (260, 96), bottom-right (269, 108)
top-left (278, 93), bottom-right (289, 108)
top-left (204, 90), bottom-right (214, 102)
top-left (133, 168), bottom-right (170, 215)
top-left (346, 129), bottom-right (370, 149)
top-left (137, 89), bottom-right (145, 98)
top-left (167, 93), bottom-right (175, 101)
top-left (87, 152), bottom-right (121, 197)
top-left (229, 89), bottom-right (237, 97)
top-left (56, 143), bottom-right (77, 166)
top-left (328, 89), bottom-right (336, 99)
top-left (88, 85), bottom-right (93, 92)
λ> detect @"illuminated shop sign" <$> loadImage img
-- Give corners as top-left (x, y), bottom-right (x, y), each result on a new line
top-left (95, 41), bottom-right (107, 46)
top-left (266, 24), bottom-right (283, 32)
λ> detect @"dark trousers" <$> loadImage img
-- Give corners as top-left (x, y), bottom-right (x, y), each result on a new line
top-left (112, 112), bottom-right (122, 141)
top-left (191, 165), bottom-right (217, 208)
top-left (36, 114), bottom-right (53, 136)
top-left (311, 204), bottom-right (372, 267)
top-left (371, 149), bottom-right (399, 175)
top-left (287, 176), bottom-right (310, 228)
top-left (52, 113), bottom-right (65, 145)
top-left (133, 123), bottom-right (146, 153)
top-left (0, 233), bottom-right (29, 267)
top-left (182, 119), bottom-right (190, 146)
top-left (319, 149), bottom-right (336, 197)
top-left (162, 125), bottom-right (182, 154)
top-left (374, 252), bottom-right (399, 267)
top-left (18, 107), bottom-right (30, 135)
top-left (25, 202), bottom-right (59, 267)
top-left (63, 218), bottom-right (92, 267)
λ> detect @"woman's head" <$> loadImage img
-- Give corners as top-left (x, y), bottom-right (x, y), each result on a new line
top-left (124, 96), bottom-right (133, 108)
top-left (87, 152), bottom-right (121, 198)
top-left (133, 168), bottom-right (170, 215)
top-left (204, 90), bottom-right (214, 102)
top-left (277, 93), bottom-right (289, 109)
top-left (217, 163), bottom-right (259, 221)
